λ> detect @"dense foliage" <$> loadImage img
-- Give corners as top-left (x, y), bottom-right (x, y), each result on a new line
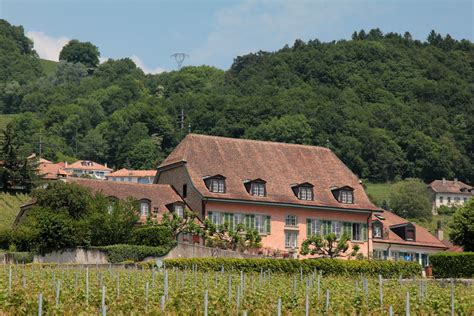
top-left (1, 20), bottom-right (472, 183)
top-left (2, 266), bottom-right (472, 314)
top-left (388, 178), bottom-right (433, 220)
top-left (59, 40), bottom-right (100, 68)
top-left (449, 198), bottom-right (474, 251)
top-left (9, 182), bottom-right (139, 253)
top-left (300, 233), bottom-right (359, 258)
top-left (164, 258), bottom-right (421, 278)
top-left (130, 226), bottom-right (176, 249)
top-left (430, 252), bottom-right (474, 278)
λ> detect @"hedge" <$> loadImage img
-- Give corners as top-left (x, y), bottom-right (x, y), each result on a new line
top-left (131, 226), bottom-right (177, 248)
top-left (0, 251), bottom-right (34, 263)
top-left (163, 258), bottom-right (421, 278)
top-left (96, 244), bottom-right (171, 263)
top-left (430, 252), bottom-right (474, 278)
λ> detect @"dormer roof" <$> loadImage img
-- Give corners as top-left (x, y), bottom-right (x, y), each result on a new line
top-left (159, 134), bottom-right (378, 211)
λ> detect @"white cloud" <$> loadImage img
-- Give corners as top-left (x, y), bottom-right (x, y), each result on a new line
top-left (191, 0), bottom-right (385, 68)
top-left (131, 55), bottom-right (166, 74)
top-left (26, 31), bottom-right (69, 61)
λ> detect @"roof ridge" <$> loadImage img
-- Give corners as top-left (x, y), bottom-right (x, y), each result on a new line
top-left (68, 178), bottom-right (170, 188)
top-left (187, 133), bottom-right (332, 151)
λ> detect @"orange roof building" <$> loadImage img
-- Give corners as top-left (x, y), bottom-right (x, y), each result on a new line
top-left (106, 168), bottom-right (156, 184)
top-left (64, 160), bottom-right (112, 180)
top-left (428, 178), bottom-right (472, 214)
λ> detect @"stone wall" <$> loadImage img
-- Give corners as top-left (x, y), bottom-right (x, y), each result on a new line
top-left (34, 248), bottom-right (108, 264)
top-left (157, 242), bottom-right (262, 260)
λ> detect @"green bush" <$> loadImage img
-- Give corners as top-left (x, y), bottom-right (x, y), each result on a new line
top-left (96, 244), bottom-right (171, 263)
top-left (0, 251), bottom-right (34, 263)
top-left (0, 229), bottom-right (10, 250)
top-left (430, 252), bottom-right (474, 278)
top-left (131, 226), bottom-right (176, 248)
top-left (163, 258), bottom-right (421, 278)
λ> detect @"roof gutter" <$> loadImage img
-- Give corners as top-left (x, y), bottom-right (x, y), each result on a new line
top-left (203, 197), bottom-right (377, 214)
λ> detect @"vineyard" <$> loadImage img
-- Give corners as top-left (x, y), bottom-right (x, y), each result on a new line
top-left (0, 265), bottom-right (473, 315)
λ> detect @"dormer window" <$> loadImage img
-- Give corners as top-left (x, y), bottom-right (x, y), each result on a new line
top-left (244, 179), bottom-right (266, 197)
top-left (339, 190), bottom-right (353, 203)
top-left (174, 204), bottom-right (184, 218)
top-left (204, 175), bottom-right (226, 193)
top-left (390, 223), bottom-right (416, 241)
top-left (292, 183), bottom-right (314, 201)
top-left (139, 199), bottom-right (151, 217)
top-left (372, 222), bottom-right (382, 239)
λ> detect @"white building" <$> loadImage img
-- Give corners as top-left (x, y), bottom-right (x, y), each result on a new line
top-left (64, 160), bottom-right (112, 180)
top-left (428, 178), bottom-right (472, 213)
top-left (106, 168), bottom-right (156, 184)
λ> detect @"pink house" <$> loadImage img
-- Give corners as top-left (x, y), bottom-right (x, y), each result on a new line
top-left (156, 134), bottom-right (380, 258)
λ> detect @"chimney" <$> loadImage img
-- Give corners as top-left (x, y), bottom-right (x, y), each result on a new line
top-left (105, 163), bottom-right (108, 168)
top-left (435, 220), bottom-right (444, 241)
top-left (442, 178), bottom-right (446, 184)
top-left (454, 178), bottom-right (458, 184)
top-left (65, 161), bottom-right (68, 168)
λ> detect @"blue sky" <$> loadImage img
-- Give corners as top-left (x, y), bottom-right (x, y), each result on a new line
top-left (1, 0), bottom-right (472, 73)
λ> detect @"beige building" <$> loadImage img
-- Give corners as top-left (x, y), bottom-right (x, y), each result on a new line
top-left (428, 178), bottom-right (472, 214)
top-left (106, 168), bottom-right (156, 184)
top-left (64, 160), bottom-right (112, 180)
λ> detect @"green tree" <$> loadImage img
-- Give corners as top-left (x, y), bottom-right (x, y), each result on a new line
top-left (198, 219), bottom-right (262, 251)
top-left (59, 39), bottom-right (100, 68)
top-left (300, 233), bottom-right (359, 259)
top-left (449, 199), bottom-right (474, 251)
top-left (389, 179), bottom-right (432, 220)
top-left (246, 114), bottom-right (313, 144)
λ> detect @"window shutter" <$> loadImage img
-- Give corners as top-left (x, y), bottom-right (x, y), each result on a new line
top-left (208, 211), bottom-right (213, 220)
top-left (306, 219), bottom-right (312, 237)
top-left (362, 224), bottom-right (368, 241)
top-left (266, 216), bottom-right (271, 234)
top-left (229, 213), bottom-right (234, 231)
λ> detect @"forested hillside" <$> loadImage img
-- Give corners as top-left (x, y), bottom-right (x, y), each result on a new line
top-left (1, 19), bottom-right (472, 183)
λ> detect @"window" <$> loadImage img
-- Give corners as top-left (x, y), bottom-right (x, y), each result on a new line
top-left (285, 215), bottom-right (297, 227)
top-left (210, 179), bottom-right (225, 193)
top-left (373, 223), bottom-right (382, 238)
top-left (209, 212), bottom-right (221, 225)
top-left (174, 204), bottom-right (184, 218)
top-left (285, 231), bottom-right (298, 248)
top-left (182, 184), bottom-right (187, 198)
top-left (447, 197), bottom-right (451, 204)
top-left (352, 223), bottom-right (367, 241)
top-left (321, 220), bottom-right (331, 236)
top-left (454, 197), bottom-right (460, 203)
top-left (307, 219), bottom-right (320, 236)
top-left (298, 186), bottom-right (313, 200)
top-left (439, 196), bottom-right (443, 203)
top-left (339, 190), bottom-right (353, 203)
top-left (251, 182), bottom-right (265, 197)
top-left (140, 201), bottom-right (150, 217)
top-left (331, 221), bottom-right (342, 237)
top-left (208, 211), bottom-right (270, 234)
top-left (406, 227), bottom-right (415, 241)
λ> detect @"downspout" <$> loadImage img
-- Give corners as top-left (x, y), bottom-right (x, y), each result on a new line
top-left (367, 213), bottom-right (372, 258)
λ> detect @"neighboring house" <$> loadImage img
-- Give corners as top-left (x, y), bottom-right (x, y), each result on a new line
top-left (37, 160), bottom-right (69, 180)
top-left (106, 168), bottom-right (156, 184)
top-left (66, 178), bottom-right (185, 222)
top-left (156, 134), bottom-right (381, 258)
top-left (64, 160), bottom-right (112, 180)
top-left (428, 178), bottom-right (472, 213)
top-left (371, 210), bottom-right (447, 266)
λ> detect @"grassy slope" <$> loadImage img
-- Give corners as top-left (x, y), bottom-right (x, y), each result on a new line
top-left (365, 182), bottom-right (393, 206)
top-left (0, 193), bottom-right (30, 230)
top-left (0, 114), bottom-right (16, 131)
top-left (40, 59), bottom-right (57, 76)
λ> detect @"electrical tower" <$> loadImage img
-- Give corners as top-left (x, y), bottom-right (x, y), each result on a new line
top-left (170, 53), bottom-right (189, 70)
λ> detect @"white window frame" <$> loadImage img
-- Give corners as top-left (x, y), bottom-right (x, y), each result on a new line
top-left (140, 201), bottom-right (150, 217)
top-left (211, 178), bottom-right (225, 193)
top-left (298, 186), bottom-right (313, 200)
top-left (340, 190), bottom-right (353, 204)
top-left (308, 219), bottom-right (320, 236)
top-left (174, 204), bottom-right (184, 218)
top-left (373, 224), bottom-right (382, 238)
top-left (251, 182), bottom-right (265, 197)
top-left (285, 231), bottom-right (298, 248)
top-left (285, 214), bottom-right (297, 227)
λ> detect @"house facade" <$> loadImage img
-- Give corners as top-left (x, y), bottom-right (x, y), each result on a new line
top-left (64, 160), bottom-right (112, 180)
top-left (106, 168), bottom-right (156, 184)
top-left (155, 134), bottom-right (447, 260)
top-left (428, 178), bottom-right (472, 213)
top-left (371, 211), bottom-right (446, 266)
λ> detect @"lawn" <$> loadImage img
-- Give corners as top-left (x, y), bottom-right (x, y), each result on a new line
top-left (365, 182), bottom-right (394, 206)
top-left (0, 193), bottom-right (30, 230)
top-left (40, 59), bottom-right (58, 76)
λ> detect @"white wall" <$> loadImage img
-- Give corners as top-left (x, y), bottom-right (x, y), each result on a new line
top-left (433, 193), bottom-right (471, 208)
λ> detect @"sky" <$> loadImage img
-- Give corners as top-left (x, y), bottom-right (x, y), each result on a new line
top-left (1, 0), bottom-right (473, 73)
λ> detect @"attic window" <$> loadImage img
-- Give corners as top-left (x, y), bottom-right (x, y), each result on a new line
top-left (339, 190), bottom-right (353, 204)
top-left (139, 200), bottom-right (151, 217)
top-left (292, 183), bottom-right (314, 200)
top-left (174, 204), bottom-right (184, 218)
top-left (406, 226), bottom-right (415, 241)
top-left (204, 175), bottom-right (226, 193)
top-left (251, 182), bottom-right (265, 197)
top-left (372, 222), bottom-right (382, 239)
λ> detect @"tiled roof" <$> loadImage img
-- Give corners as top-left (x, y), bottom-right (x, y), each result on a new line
top-left (66, 160), bottom-right (112, 171)
top-left (38, 162), bottom-right (69, 180)
top-left (372, 211), bottom-right (446, 248)
top-left (429, 180), bottom-right (472, 194)
top-left (160, 134), bottom-right (378, 211)
top-left (106, 168), bottom-right (156, 178)
top-left (67, 178), bottom-right (182, 213)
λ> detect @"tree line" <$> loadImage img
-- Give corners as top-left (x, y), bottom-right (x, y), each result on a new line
top-left (0, 19), bottom-right (472, 183)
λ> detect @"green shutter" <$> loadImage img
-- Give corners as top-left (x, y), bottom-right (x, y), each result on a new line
top-left (362, 224), bottom-right (368, 241)
top-left (208, 211), bottom-right (213, 220)
top-left (306, 218), bottom-right (312, 237)
top-left (229, 213), bottom-right (234, 231)
top-left (251, 214), bottom-right (256, 229)
top-left (245, 214), bottom-right (250, 229)
top-left (266, 216), bottom-right (271, 235)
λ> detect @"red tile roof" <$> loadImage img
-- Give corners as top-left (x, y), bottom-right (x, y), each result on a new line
top-left (66, 178), bottom-right (183, 213)
top-left (38, 162), bottom-right (69, 180)
top-left (160, 134), bottom-right (378, 211)
top-left (429, 180), bottom-right (472, 194)
top-left (106, 168), bottom-right (156, 178)
top-left (66, 160), bottom-right (112, 171)
top-left (372, 211), bottom-right (447, 249)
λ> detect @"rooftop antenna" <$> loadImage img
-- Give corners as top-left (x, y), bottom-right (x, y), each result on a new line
top-left (170, 53), bottom-right (189, 70)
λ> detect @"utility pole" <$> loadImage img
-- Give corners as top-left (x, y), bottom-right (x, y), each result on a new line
top-left (180, 108), bottom-right (184, 130)
top-left (38, 129), bottom-right (43, 158)
top-left (170, 53), bottom-right (189, 70)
